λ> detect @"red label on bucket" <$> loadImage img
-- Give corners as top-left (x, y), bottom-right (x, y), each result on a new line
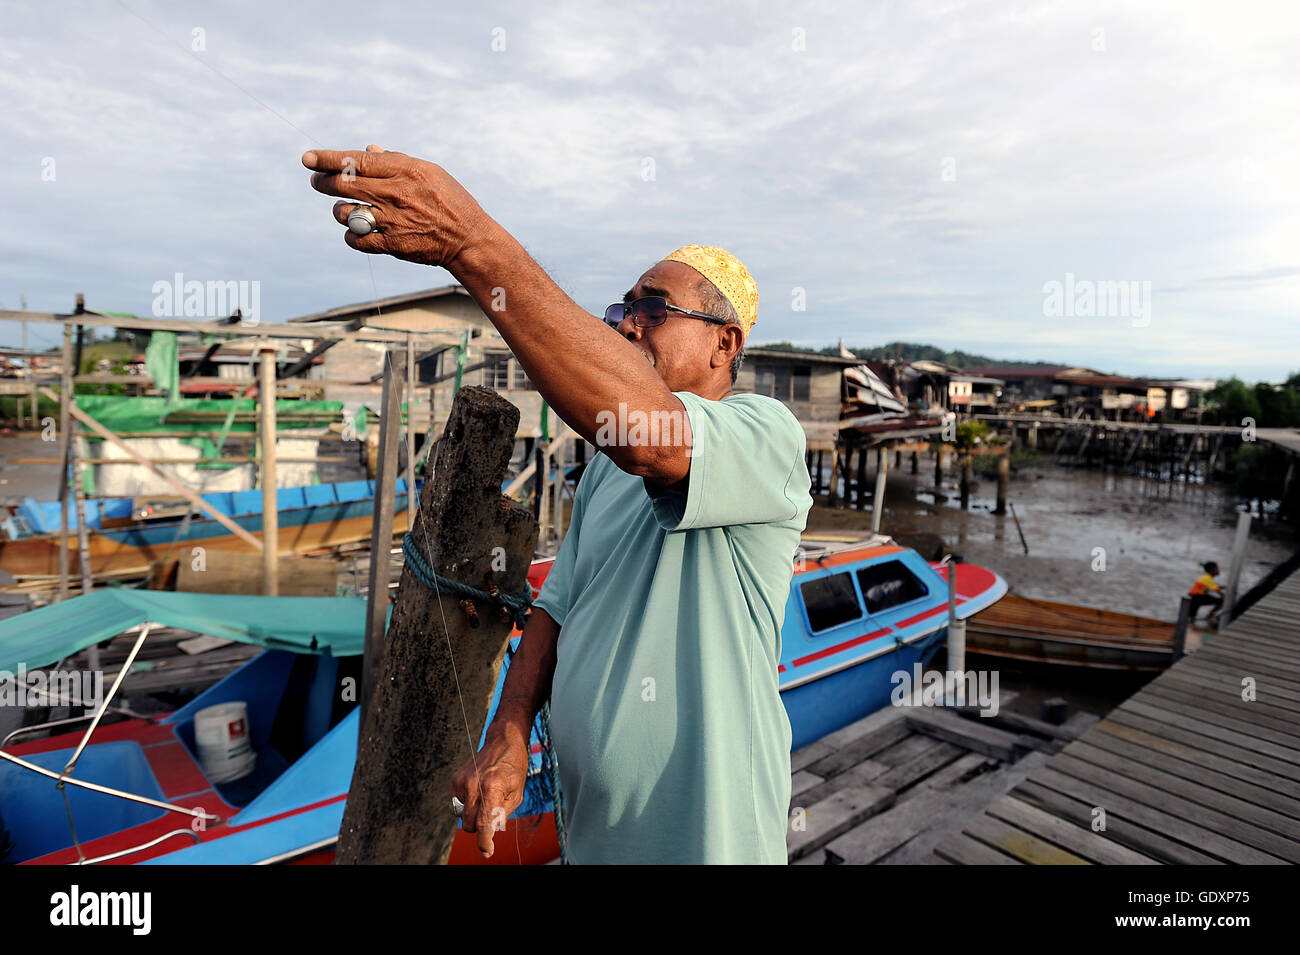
top-left (228, 718), bottom-right (246, 738)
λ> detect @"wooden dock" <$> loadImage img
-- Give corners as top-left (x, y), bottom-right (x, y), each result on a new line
top-left (790, 567), bottom-right (1300, 864)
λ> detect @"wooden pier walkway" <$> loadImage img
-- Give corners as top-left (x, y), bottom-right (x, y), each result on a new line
top-left (788, 567), bottom-right (1300, 864)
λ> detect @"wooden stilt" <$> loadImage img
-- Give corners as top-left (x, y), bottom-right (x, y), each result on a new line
top-left (406, 333), bottom-right (418, 531)
top-left (360, 351), bottom-right (404, 722)
top-left (259, 345), bottom-right (280, 597)
top-left (57, 322), bottom-right (72, 602)
top-left (855, 445), bottom-right (868, 509)
top-left (994, 453), bottom-right (1009, 516)
top-left (871, 447), bottom-right (888, 535)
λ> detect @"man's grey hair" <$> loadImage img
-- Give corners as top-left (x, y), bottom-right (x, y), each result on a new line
top-left (697, 280), bottom-right (744, 384)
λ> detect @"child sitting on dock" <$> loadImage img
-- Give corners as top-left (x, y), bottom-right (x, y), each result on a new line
top-left (1188, 561), bottom-right (1223, 623)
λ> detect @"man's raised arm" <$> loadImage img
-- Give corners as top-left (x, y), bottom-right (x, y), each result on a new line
top-left (303, 146), bottom-right (689, 485)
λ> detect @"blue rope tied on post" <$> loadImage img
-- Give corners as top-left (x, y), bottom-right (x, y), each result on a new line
top-left (400, 532), bottom-right (569, 864)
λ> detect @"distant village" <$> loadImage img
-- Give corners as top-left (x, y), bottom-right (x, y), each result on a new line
top-left (1, 284), bottom-right (1222, 454)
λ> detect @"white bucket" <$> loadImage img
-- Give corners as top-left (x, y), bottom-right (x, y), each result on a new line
top-left (194, 701), bottom-right (257, 784)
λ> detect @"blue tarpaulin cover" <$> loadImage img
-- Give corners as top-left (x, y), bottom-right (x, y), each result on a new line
top-left (0, 590), bottom-right (369, 672)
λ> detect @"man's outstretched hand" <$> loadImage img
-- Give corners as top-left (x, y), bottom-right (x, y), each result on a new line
top-left (302, 144), bottom-right (492, 269)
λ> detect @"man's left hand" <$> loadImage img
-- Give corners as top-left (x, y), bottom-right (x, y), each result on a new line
top-left (302, 144), bottom-right (490, 268)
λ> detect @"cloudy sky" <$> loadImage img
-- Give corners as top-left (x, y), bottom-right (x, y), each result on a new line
top-left (2, 0), bottom-right (1297, 380)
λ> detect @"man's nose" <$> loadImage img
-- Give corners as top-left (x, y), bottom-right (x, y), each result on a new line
top-left (619, 318), bottom-right (642, 340)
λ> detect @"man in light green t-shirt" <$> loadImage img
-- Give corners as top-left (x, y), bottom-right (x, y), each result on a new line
top-left (533, 387), bottom-right (809, 863)
top-left (300, 145), bottom-right (808, 863)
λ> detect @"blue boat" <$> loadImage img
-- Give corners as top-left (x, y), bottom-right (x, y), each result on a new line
top-left (0, 538), bottom-right (1003, 865)
top-left (0, 479), bottom-right (415, 580)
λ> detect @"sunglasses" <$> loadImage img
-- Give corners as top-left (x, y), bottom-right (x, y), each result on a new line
top-left (603, 296), bottom-right (728, 329)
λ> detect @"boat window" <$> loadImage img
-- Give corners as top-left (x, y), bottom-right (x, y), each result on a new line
top-left (856, 561), bottom-right (929, 613)
top-left (800, 572), bottom-right (863, 632)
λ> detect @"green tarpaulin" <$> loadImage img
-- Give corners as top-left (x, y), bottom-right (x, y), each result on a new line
top-left (143, 330), bottom-right (180, 405)
top-left (74, 395), bottom-right (343, 435)
top-left (0, 591), bottom-right (371, 673)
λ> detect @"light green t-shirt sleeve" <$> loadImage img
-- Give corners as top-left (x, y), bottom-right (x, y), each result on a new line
top-left (646, 391), bottom-right (808, 531)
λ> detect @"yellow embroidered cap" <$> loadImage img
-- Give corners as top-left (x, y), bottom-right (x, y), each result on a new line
top-left (662, 245), bottom-right (759, 340)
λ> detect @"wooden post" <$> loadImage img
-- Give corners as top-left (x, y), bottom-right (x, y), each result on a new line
top-left (871, 446), bottom-right (888, 535)
top-left (994, 452), bottom-right (1009, 516)
top-left (827, 446), bottom-right (841, 506)
top-left (1221, 511), bottom-right (1252, 624)
top-left (960, 452), bottom-right (972, 509)
top-left (337, 386), bottom-right (538, 865)
top-left (258, 346), bottom-right (279, 597)
top-left (855, 445), bottom-right (867, 509)
top-left (1172, 596), bottom-right (1192, 660)
top-left (360, 352), bottom-right (404, 723)
top-left (58, 322), bottom-right (72, 602)
top-left (406, 333), bottom-right (417, 531)
top-left (911, 450), bottom-right (918, 475)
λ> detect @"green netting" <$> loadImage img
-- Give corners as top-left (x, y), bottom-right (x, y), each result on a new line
top-left (73, 395), bottom-right (344, 434)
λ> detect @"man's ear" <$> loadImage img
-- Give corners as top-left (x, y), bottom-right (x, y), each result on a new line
top-left (716, 324), bottom-right (743, 369)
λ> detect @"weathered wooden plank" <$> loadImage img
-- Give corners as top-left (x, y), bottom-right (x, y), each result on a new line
top-left (791, 770), bottom-right (823, 797)
top-left (954, 705), bottom-right (1097, 742)
top-left (916, 751), bottom-right (994, 791)
top-left (804, 720), bottom-right (913, 778)
top-left (825, 779), bottom-right (956, 864)
top-left (1126, 692), bottom-right (1300, 755)
top-left (1140, 681), bottom-right (1300, 739)
top-left (1094, 718), bottom-right (1300, 799)
top-left (1062, 741), bottom-right (1300, 850)
top-left (873, 740), bottom-right (966, 792)
top-left (829, 751), bottom-right (1050, 864)
top-left (1027, 767), bottom-right (1281, 864)
top-left (1106, 708), bottom-right (1300, 784)
top-left (792, 759), bottom-right (891, 809)
top-left (787, 784), bottom-right (896, 861)
top-left (985, 796), bottom-right (1155, 865)
top-left (790, 739), bottom-right (835, 774)
top-left (1118, 699), bottom-right (1300, 765)
top-left (963, 813), bottom-right (1091, 865)
top-left (1159, 664), bottom-right (1300, 709)
top-left (915, 851), bottom-right (957, 864)
top-left (905, 707), bottom-right (1027, 761)
top-left (1011, 780), bottom-right (1217, 864)
top-left (1046, 756), bottom-right (1297, 863)
top-left (934, 832), bottom-right (1023, 865)
top-left (1082, 726), bottom-right (1300, 819)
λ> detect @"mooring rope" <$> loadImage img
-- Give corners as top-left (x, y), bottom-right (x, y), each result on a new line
top-left (401, 532), bottom-right (569, 863)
